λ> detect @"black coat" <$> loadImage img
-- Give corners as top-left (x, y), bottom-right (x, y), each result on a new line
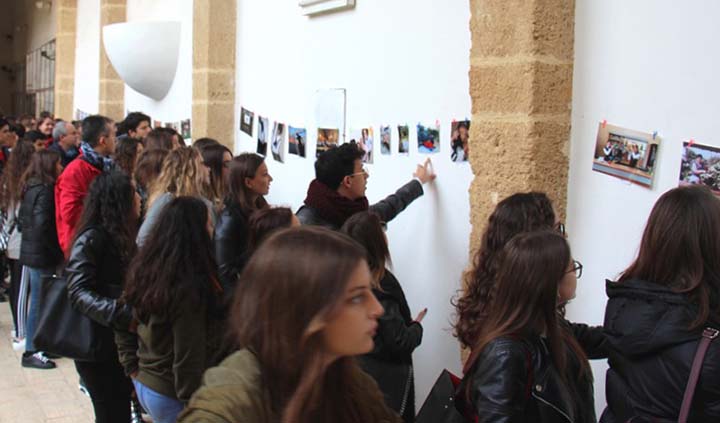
top-left (600, 279), bottom-right (720, 422)
top-left (66, 226), bottom-right (133, 361)
top-left (18, 179), bottom-right (63, 268)
top-left (359, 271), bottom-right (422, 423)
top-left (214, 202), bottom-right (250, 293)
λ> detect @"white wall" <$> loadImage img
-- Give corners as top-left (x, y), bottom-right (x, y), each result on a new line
top-left (234, 0), bottom-right (472, 406)
top-left (566, 0), bottom-right (720, 415)
top-left (124, 0), bottom-right (193, 123)
top-left (73, 0), bottom-right (100, 116)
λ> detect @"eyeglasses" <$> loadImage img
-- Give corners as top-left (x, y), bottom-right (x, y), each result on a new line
top-left (348, 167), bottom-right (369, 178)
top-left (568, 260), bottom-right (583, 279)
top-left (556, 222), bottom-right (566, 236)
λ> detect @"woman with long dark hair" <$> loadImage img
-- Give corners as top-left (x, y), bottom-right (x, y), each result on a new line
top-left (214, 153), bottom-right (272, 291)
top-left (118, 197), bottom-right (224, 423)
top-left (179, 227), bottom-right (400, 423)
top-left (66, 172), bottom-right (140, 422)
top-left (601, 186), bottom-right (720, 422)
top-left (114, 136), bottom-right (144, 177)
top-left (18, 149), bottom-right (63, 369)
top-left (460, 230), bottom-right (595, 422)
top-left (199, 143), bottom-right (232, 208)
top-left (245, 207), bottom-right (299, 256)
top-left (341, 211), bottom-right (425, 423)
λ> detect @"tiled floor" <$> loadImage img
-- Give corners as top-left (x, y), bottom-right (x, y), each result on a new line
top-left (0, 304), bottom-right (95, 423)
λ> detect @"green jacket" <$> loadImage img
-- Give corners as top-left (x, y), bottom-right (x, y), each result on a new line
top-left (178, 349), bottom-right (402, 423)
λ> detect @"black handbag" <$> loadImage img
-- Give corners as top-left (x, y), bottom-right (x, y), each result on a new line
top-left (32, 274), bottom-right (112, 361)
top-left (416, 369), bottom-right (469, 423)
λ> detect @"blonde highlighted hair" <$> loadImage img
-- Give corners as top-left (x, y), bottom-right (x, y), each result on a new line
top-left (148, 146), bottom-right (208, 208)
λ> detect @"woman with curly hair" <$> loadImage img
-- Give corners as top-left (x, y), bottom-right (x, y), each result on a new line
top-left (66, 172), bottom-right (140, 422)
top-left (133, 148), bottom-right (169, 220)
top-left (114, 136), bottom-right (144, 178)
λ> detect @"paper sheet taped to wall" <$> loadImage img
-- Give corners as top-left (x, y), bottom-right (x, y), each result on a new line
top-left (314, 88), bottom-right (346, 143)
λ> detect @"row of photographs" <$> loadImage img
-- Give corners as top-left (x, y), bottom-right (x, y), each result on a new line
top-left (76, 109), bottom-right (193, 139)
top-left (240, 107), bottom-right (470, 164)
top-left (592, 121), bottom-right (720, 196)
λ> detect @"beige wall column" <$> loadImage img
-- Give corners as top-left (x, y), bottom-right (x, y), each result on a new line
top-left (192, 0), bottom-right (236, 150)
top-left (468, 0), bottom-right (575, 253)
top-left (54, 0), bottom-right (77, 119)
top-left (98, 0), bottom-right (126, 120)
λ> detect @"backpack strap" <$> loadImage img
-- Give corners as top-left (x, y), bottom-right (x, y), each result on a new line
top-left (678, 327), bottom-right (719, 422)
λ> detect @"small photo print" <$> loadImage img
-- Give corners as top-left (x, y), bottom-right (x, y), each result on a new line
top-left (592, 122), bottom-right (660, 188)
top-left (398, 125), bottom-right (410, 155)
top-left (417, 123), bottom-right (440, 154)
top-left (380, 126), bottom-right (391, 155)
top-left (316, 128), bottom-right (340, 157)
top-left (181, 119), bottom-right (191, 139)
top-left (271, 122), bottom-right (286, 163)
top-left (288, 126), bottom-right (307, 158)
top-left (240, 107), bottom-right (254, 136)
top-left (679, 142), bottom-right (720, 196)
top-left (451, 120), bottom-right (470, 162)
top-left (164, 122), bottom-right (180, 131)
top-left (349, 128), bottom-right (374, 164)
top-left (257, 116), bottom-right (269, 156)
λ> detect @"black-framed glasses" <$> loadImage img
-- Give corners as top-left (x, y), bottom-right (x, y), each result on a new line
top-left (569, 260), bottom-right (583, 279)
top-left (556, 222), bottom-right (566, 236)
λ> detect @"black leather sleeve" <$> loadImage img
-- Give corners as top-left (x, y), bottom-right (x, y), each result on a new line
top-left (565, 320), bottom-right (609, 360)
top-left (214, 211), bottom-right (248, 292)
top-left (468, 338), bottom-right (531, 423)
top-left (66, 229), bottom-right (132, 330)
top-left (369, 180), bottom-right (424, 224)
top-left (374, 298), bottom-right (423, 359)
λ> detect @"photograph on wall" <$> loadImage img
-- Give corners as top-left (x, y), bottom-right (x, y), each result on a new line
top-left (75, 109), bottom-right (90, 120)
top-left (181, 119), bottom-right (191, 139)
top-left (380, 126), bottom-right (392, 155)
top-left (349, 128), bottom-right (374, 163)
top-left (288, 126), bottom-right (307, 158)
top-left (451, 120), bottom-right (470, 162)
top-left (316, 128), bottom-right (340, 157)
top-left (592, 122), bottom-right (660, 188)
top-left (257, 115), bottom-right (269, 156)
top-left (398, 125), bottom-right (410, 155)
top-left (417, 123), bottom-right (440, 154)
top-left (240, 107), bottom-right (255, 136)
top-left (271, 122), bottom-right (286, 163)
top-left (153, 120), bottom-right (162, 129)
top-left (164, 122), bottom-right (180, 131)
top-left (679, 141), bottom-right (720, 196)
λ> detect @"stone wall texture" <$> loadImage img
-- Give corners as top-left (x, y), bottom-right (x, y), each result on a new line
top-left (98, 0), bottom-right (126, 121)
top-left (54, 0), bottom-right (77, 120)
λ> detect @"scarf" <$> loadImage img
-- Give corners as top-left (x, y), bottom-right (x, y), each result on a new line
top-left (303, 179), bottom-right (369, 228)
top-left (80, 141), bottom-right (115, 172)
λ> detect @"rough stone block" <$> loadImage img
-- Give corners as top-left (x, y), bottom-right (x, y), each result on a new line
top-left (193, 102), bottom-right (235, 150)
top-left (193, 70), bottom-right (235, 102)
top-left (57, 7), bottom-right (77, 32)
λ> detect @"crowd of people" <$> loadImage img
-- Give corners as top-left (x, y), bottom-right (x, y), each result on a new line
top-left (0, 111), bottom-right (718, 423)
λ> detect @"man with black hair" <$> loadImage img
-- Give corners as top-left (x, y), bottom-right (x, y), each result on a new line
top-left (297, 143), bottom-right (435, 229)
top-left (55, 115), bottom-right (117, 256)
top-left (121, 112), bottom-right (151, 140)
top-left (49, 121), bottom-right (80, 166)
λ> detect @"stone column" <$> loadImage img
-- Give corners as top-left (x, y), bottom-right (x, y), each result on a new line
top-left (192, 0), bottom-right (236, 151)
top-left (54, 0), bottom-right (77, 120)
top-left (468, 0), bottom-right (575, 253)
top-left (98, 0), bottom-right (126, 120)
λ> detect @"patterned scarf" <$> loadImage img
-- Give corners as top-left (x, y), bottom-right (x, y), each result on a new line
top-left (79, 141), bottom-right (115, 172)
top-left (303, 179), bottom-right (369, 228)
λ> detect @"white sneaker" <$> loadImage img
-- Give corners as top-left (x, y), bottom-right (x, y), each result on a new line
top-left (12, 337), bottom-right (25, 352)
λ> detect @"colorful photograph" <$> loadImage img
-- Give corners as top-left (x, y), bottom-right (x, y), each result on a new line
top-left (417, 123), bottom-right (440, 154)
top-left (592, 122), bottom-right (660, 188)
top-left (164, 122), bottom-right (179, 131)
top-left (450, 120), bottom-right (470, 162)
top-left (257, 115), bottom-right (269, 156)
top-left (240, 107), bottom-right (254, 136)
top-left (180, 119), bottom-right (191, 139)
top-left (380, 126), bottom-right (391, 155)
top-left (316, 128), bottom-right (340, 157)
top-left (271, 122), bottom-right (286, 163)
top-left (349, 128), bottom-right (374, 163)
top-left (398, 125), bottom-right (409, 154)
top-left (679, 142), bottom-right (720, 196)
top-left (288, 126), bottom-right (307, 158)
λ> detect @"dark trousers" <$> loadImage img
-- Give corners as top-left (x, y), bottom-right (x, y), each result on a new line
top-left (74, 356), bottom-right (132, 423)
top-left (8, 258), bottom-right (21, 335)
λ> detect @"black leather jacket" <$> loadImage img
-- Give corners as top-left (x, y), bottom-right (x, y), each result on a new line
top-left (296, 179), bottom-right (424, 230)
top-left (66, 226), bottom-right (133, 357)
top-left (601, 279), bottom-right (720, 422)
top-left (18, 179), bottom-right (63, 268)
top-left (214, 202), bottom-right (250, 292)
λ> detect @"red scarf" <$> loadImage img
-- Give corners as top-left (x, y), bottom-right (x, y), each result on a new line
top-left (304, 179), bottom-right (369, 228)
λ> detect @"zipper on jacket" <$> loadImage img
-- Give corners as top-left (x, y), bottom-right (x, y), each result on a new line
top-left (532, 392), bottom-right (573, 423)
top-left (398, 364), bottom-right (413, 415)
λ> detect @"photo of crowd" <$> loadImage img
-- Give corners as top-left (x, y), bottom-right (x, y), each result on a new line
top-left (679, 141), bottom-right (720, 195)
top-left (592, 122), bottom-right (659, 188)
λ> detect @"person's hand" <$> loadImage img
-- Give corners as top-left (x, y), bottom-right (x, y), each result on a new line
top-left (414, 158), bottom-right (436, 184)
top-left (414, 308), bottom-right (428, 323)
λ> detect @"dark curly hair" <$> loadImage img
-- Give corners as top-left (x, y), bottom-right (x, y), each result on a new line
top-left (114, 136), bottom-right (142, 177)
top-left (0, 139), bottom-right (35, 210)
top-left (72, 172), bottom-right (138, 262)
top-left (123, 196), bottom-right (220, 321)
top-left (454, 192), bottom-right (556, 348)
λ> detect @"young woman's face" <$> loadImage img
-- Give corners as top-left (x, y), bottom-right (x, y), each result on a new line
top-left (221, 151), bottom-right (232, 180)
top-left (39, 118), bottom-right (54, 136)
top-left (321, 262), bottom-right (383, 358)
top-left (245, 161), bottom-right (273, 196)
top-left (558, 259), bottom-right (577, 304)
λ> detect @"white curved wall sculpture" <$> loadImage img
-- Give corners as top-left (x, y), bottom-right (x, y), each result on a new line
top-left (102, 21), bottom-right (181, 101)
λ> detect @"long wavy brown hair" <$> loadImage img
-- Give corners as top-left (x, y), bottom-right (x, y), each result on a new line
top-left (454, 192), bottom-right (556, 348)
top-left (0, 139), bottom-right (35, 211)
top-left (231, 227), bottom-right (391, 423)
top-left (147, 146), bottom-right (208, 208)
top-left (224, 153), bottom-right (268, 215)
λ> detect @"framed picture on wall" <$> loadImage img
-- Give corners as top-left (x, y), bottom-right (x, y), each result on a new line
top-left (299, 0), bottom-right (355, 16)
top-left (591, 122), bottom-right (660, 188)
top-left (679, 141), bottom-right (720, 196)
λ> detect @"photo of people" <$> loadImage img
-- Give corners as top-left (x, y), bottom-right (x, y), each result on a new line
top-left (271, 121), bottom-right (286, 163)
top-left (349, 128), bottom-right (374, 163)
top-left (288, 126), bottom-right (307, 158)
top-left (398, 125), bottom-right (409, 154)
top-left (679, 142), bottom-right (720, 196)
top-left (592, 122), bottom-right (659, 188)
top-left (417, 123), bottom-right (440, 154)
top-left (257, 115), bottom-right (269, 156)
top-left (380, 126), bottom-right (391, 155)
top-left (181, 119), bottom-right (191, 139)
top-left (451, 120), bottom-right (470, 162)
top-left (316, 128), bottom-right (340, 157)
top-left (240, 107), bottom-right (254, 136)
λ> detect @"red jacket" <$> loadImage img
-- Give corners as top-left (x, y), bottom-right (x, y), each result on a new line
top-left (55, 157), bottom-right (102, 257)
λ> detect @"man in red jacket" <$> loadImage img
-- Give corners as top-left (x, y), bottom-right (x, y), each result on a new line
top-left (55, 115), bottom-right (117, 256)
